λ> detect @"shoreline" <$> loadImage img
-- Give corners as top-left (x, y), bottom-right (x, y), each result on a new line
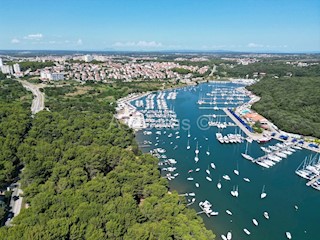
top-left (237, 87), bottom-right (320, 153)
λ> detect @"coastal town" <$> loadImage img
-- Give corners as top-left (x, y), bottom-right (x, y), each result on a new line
top-left (1, 51), bottom-right (319, 240)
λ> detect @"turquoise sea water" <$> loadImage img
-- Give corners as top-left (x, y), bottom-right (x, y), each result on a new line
top-left (135, 82), bottom-right (319, 240)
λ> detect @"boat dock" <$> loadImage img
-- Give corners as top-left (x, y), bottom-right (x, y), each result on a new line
top-left (272, 134), bottom-right (320, 154)
top-left (223, 108), bottom-right (261, 141)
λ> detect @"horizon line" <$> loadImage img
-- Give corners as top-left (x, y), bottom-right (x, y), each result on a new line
top-left (0, 49), bottom-right (320, 55)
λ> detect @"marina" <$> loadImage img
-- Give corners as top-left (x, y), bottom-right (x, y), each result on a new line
top-left (130, 82), bottom-right (320, 239)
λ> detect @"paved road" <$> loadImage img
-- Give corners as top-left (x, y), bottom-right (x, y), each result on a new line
top-left (209, 64), bottom-right (217, 77)
top-left (5, 183), bottom-right (23, 226)
top-left (19, 80), bottom-right (45, 114)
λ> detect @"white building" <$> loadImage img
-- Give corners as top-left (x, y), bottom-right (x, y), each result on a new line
top-left (13, 63), bottom-right (20, 73)
top-left (40, 71), bottom-right (64, 81)
top-left (1, 65), bottom-right (13, 74)
top-left (84, 55), bottom-right (93, 62)
top-left (0, 58), bottom-right (3, 67)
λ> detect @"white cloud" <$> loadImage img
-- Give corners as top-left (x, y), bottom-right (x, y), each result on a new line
top-left (247, 42), bottom-right (264, 48)
top-left (11, 38), bottom-right (20, 44)
top-left (77, 39), bottom-right (83, 45)
top-left (113, 41), bottom-right (162, 48)
top-left (24, 33), bottom-right (43, 40)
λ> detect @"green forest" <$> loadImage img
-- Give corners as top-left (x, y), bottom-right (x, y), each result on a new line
top-left (218, 61), bottom-right (320, 78)
top-left (247, 76), bottom-right (320, 138)
top-left (0, 80), bottom-right (215, 239)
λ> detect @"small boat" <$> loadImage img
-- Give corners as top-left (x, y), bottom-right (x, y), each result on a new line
top-left (252, 219), bottom-right (259, 226)
top-left (188, 192), bottom-right (195, 196)
top-left (217, 181), bottom-right (222, 189)
top-left (210, 211), bottom-right (219, 216)
top-left (241, 153), bottom-right (254, 161)
top-left (234, 186), bottom-right (239, 197)
top-left (187, 177), bottom-right (194, 181)
top-left (263, 211), bottom-right (269, 219)
top-left (226, 210), bottom-right (232, 215)
top-left (233, 169), bottom-right (239, 175)
top-left (187, 139), bottom-right (190, 150)
top-left (243, 228), bottom-right (251, 235)
top-left (195, 183), bottom-right (199, 188)
top-left (187, 129), bottom-right (191, 138)
top-left (194, 156), bottom-right (199, 163)
top-left (286, 232), bottom-right (292, 239)
top-left (243, 178), bottom-right (250, 182)
top-left (223, 175), bottom-right (231, 181)
top-left (261, 185), bottom-right (267, 199)
top-left (206, 169), bottom-right (211, 175)
top-left (206, 176), bottom-right (212, 182)
top-left (206, 146), bottom-right (210, 156)
top-left (227, 231), bottom-right (232, 240)
top-left (195, 142), bottom-right (199, 154)
top-left (210, 163), bottom-right (216, 169)
top-left (195, 168), bottom-right (200, 172)
top-left (231, 186), bottom-right (236, 197)
top-left (221, 235), bottom-right (228, 240)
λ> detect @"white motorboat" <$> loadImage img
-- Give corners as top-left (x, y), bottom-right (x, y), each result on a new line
top-left (243, 178), bottom-right (250, 182)
top-left (264, 211), bottom-right (269, 219)
top-left (210, 211), bottom-right (219, 216)
top-left (187, 177), bottom-right (194, 181)
top-left (206, 176), bottom-right (212, 182)
top-left (243, 228), bottom-right (251, 235)
top-left (226, 210), bottom-right (232, 215)
top-left (195, 183), bottom-right (199, 188)
top-left (221, 235), bottom-right (228, 240)
top-left (195, 168), bottom-right (200, 172)
top-left (217, 181), bottom-right (222, 189)
top-left (227, 231), bottom-right (232, 240)
top-left (286, 232), bottom-right (292, 239)
top-left (252, 219), bottom-right (259, 226)
top-left (210, 163), bottom-right (216, 169)
top-left (223, 175), bottom-right (231, 181)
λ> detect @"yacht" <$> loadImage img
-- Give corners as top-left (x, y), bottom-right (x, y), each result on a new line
top-left (217, 181), bottom-right (222, 189)
top-left (210, 211), bottom-right (219, 216)
top-left (226, 210), bottom-right (232, 215)
top-left (242, 153), bottom-right (254, 161)
top-left (210, 162), bottom-right (216, 169)
top-left (223, 175), bottom-right (231, 181)
top-left (227, 232), bottom-right (232, 240)
top-left (243, 178), bottom-right (250, 182)
top-left (286, 232), bottom-right (292, 239)
top-left (187, 139), bottom-right (190, 150)
top-left (261, 185), bottom-right (267, 199)
top-left (195, 142), bottom-right (199, 154)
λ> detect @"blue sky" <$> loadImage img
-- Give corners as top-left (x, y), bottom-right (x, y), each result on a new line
top-left (0, 0), bottom-right (319, 52)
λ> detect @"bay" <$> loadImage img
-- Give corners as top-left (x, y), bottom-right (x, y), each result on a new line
top-left (135, 82), bottom-right (319, 240)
